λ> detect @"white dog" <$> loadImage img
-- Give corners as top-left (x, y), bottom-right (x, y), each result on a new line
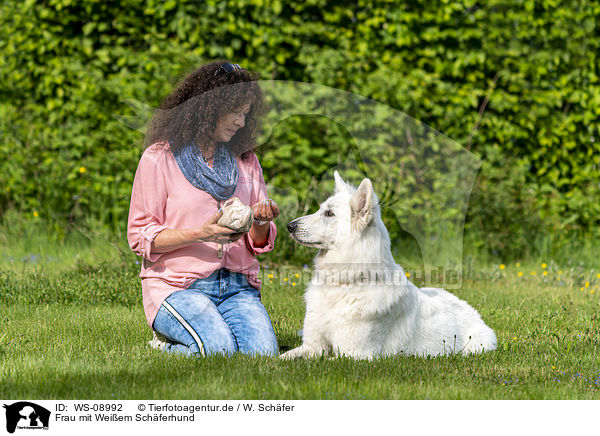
top-left (280, 171), bottom-right (497, 360)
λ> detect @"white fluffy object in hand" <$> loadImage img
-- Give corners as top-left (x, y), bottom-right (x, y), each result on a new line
top-left (217, 197), bottom-right (254, 232)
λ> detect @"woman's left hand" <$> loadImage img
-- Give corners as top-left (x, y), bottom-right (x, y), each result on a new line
top-left (252, 198), bottom-right (280, 225)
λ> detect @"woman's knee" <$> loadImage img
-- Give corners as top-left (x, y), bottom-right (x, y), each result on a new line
top-left (236, 325), bottom-right (279, 356)
top-left (254, 336), bottom-right (279, 357)
top-left (202, 329), bottom-right (238, 356)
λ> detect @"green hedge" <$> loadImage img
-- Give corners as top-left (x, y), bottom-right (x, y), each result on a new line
top-left (1, 0), bottom-right (599, 261)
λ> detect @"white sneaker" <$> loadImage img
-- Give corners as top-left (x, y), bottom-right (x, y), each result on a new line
top-left (148, 331), bottom-right (170, 350)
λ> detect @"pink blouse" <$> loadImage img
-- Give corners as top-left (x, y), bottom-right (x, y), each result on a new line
top-left (127, 141), bottom-right (277, 327)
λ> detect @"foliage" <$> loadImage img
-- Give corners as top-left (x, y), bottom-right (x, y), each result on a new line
top-left (1, 0), bottom-right (599, 260)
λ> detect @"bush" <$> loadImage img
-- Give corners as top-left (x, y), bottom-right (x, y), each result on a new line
top-left (465, 145), bottom-right (542, 260)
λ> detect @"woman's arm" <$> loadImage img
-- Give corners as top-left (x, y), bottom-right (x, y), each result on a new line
top-left (150, 228), bottom-right (205, 254)
top-left (249, 199), bottom-right (280, 248)
top-left (151, 211), bottom-right (245, 254)
top-left (127, 148), bottom-right (169, 261)
top-left (248, 221), bottom-right (270, 248)
top-left (243, 152), bottom-right (279, 253)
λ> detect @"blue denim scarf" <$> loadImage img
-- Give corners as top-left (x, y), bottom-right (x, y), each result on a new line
top-left (173, 142), bottom-right (239, 201)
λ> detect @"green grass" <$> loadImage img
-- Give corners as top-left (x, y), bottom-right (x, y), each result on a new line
top-left (1, 230), bottom-right (600, 399)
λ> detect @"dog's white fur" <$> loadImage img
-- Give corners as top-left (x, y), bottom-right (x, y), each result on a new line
top-left (280, 171), bottom-right (497, 360)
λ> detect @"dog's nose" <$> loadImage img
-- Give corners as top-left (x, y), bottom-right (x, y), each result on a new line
top-left (287, 220), bottom-right (298, 233)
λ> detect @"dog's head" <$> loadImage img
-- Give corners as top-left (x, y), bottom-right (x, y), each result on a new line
top-left (287, 171), bottom-right (379, 250)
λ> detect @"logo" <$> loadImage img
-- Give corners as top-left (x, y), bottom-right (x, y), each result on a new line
top-left (3, 402), bottom-right (50, 434)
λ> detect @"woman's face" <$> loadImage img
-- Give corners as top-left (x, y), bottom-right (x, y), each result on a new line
top-left (213, 102), bottom-right (251, 143)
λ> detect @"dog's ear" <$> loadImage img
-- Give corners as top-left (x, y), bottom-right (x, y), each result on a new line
top-left (350, 178), bottom-right (374, 231)
top-left (334, 170), bottom-right (349, 194)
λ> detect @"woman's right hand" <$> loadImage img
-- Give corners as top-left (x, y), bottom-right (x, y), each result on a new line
top-left (197, 210), bottom-right (246, 244)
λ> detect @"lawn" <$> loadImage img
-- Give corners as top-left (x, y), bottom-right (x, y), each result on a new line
top-left (1, 234), bottom-right (599, 399)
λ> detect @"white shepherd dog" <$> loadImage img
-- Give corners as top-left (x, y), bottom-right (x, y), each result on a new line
top-left (280, 171), bottom-right (497, 360)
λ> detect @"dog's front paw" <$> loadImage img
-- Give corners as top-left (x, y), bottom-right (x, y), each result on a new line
top-left (280, 345), bottom-right (327, 360)
top-left (279, 347), bottom-right (304, 360)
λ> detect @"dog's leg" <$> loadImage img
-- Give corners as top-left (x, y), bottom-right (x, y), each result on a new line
top-left (279, 344), bottom-right (327, 360)
top-left (280, 321), bottom-right (329, 360)
top-left (279, 345), bottom-right (311, 360)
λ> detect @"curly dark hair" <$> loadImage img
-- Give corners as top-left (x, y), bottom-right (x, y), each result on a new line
top-left (143, 60), bottom-right (264, 161)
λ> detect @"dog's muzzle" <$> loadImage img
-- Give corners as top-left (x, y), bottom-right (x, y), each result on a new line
top-left (287, 218), bottom-right (323, 248)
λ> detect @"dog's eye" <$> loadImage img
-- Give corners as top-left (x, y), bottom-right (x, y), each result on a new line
top-left (324, 210), bottom-right (335, 217)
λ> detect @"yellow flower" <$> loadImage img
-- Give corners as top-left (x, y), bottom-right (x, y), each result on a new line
top-left (406, 272), bottom-right (411, 278)
top-left (292, 282), bottom-right (296, 286)
top-left (284, 277), bottom-right (288, 282)
top-left (294, 273), bottom-right (300, 278)
top-left (591, 289), bottom-right (596, 294)
top-left (79, 166), bottom-right (86, 174)
top-left (269, 281), bottom-right (273, 284)
top-left (585, 282), bottom-right (590, 288)
top-left (542, 263), bottom-right (547, 269)
top-left (597, 273), bottom-right (600, 279)
top-left (515, 262), bottom-right (521, 267)
top-left (33, 211), bottom-right (39, 217)
top-left (531, 271), bottom-right (536, 276)
top-left (581, 287), bottom-right (584, 291)
top-left (552, 366), bottom-right (556, 370)
top-left (558, 270), bottom-right (563, 275)
top-left (518, 272), bottom-right (523, 277)
top-left (543, 271), bottom-right (548, 276)
top-left (512, 337), bottom-right (517, 341)
top-left (267, 273), bottom-right (274, 279)
top-left (499, 264), bottom-right (506, 270)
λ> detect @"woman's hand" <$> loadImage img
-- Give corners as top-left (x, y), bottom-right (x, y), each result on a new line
top-left (251, 198), bottom-right (280, 225)
top-left (199, 210), bottom-right (246, 244)
top-left (249, 198), bottom-right (279, 248)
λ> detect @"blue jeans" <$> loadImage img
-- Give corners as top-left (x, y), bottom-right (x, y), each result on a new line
top-left (152, 268), bottom-right (278, 357)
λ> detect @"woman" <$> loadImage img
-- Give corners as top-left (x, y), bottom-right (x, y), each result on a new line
top-left (127, 61), bottom-right (280, 357)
